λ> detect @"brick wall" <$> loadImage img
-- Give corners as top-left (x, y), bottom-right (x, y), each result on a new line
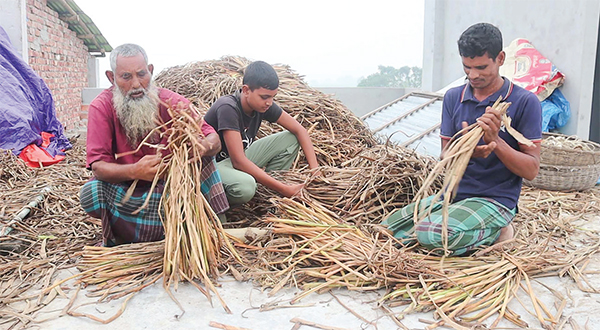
top-left (26, 0), bottom-right (89, 130)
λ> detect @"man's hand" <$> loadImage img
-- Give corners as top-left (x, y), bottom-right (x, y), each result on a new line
top-left (280, 183), bottom-right (304, 198)
top-left (462, 106), bottom-right (503, 158)
top-left (134, 154), bottom-right (162, 181)
top-left (477, 106), bottom-right (502, 145)
top-left (200, 133), bottom-right (221, 157)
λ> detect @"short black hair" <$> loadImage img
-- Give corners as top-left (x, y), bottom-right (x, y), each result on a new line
top-left (243, 61), bottom-right (279, 91)
top-left (457, 23), bottom-right (503, 60)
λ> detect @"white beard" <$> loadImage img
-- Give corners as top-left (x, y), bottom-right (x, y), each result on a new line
top-left (113, 83), bottom-right (160, 147)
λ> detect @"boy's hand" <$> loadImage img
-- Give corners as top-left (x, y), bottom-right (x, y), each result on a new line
top-left (281, 183), bottom-right (304, 198)
top-left (310, 168), bottom-right (323, 177)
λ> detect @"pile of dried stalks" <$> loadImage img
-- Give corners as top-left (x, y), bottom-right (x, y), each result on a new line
top-left (226, 145), bottom-right (441, 226)
top-left (233, 198), bottom-right (438, 297)
top-left (231, 191), bottom-right (600, 329)
top-left (154, 56), bottom-right (378, 167)
top-left (0, 142), bottom-right (99, 329)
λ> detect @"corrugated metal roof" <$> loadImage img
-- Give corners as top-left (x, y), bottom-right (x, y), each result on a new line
top-left (46, 0), bottom-right (112, 57)
top-left (361, 91), bottom-right (443, 158)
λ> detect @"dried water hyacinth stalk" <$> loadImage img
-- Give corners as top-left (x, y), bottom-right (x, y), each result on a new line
top-left (158, 104), bottom-right (241, 313)
top-left (412, 96), bottom-right (533, 254)
top-left (0, 149), bottom-right (35, 187)
top-left (233, 198), bottom-right (438, 300)
top-left (231, 195), bottom-right (599, 329)
top-left (225, 144), bottom-right (442, 226)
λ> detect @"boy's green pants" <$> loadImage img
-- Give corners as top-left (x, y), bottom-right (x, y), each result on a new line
top-left (217, 131), bottom-right (300, 206)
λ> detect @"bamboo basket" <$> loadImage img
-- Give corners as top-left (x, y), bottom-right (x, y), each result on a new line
top-left (525, 132), bottom-right (600, 191)
top-left (525, 163), bottom-right (600, 191)
top-left (540, 132), bottom-right (600, 166)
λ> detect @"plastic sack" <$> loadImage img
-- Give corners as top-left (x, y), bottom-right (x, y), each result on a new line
top-left (541, 89), bottom-right (570, 132)
top-left (500, 38), bottom-right (565, 102)
top-left (19, 143), bottom-right (65, 168)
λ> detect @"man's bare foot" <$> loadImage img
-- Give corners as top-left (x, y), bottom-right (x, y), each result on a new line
top-left (474, 224), bottom-right (515, 256)
top-left (496, 223), bottom-right (514, 243)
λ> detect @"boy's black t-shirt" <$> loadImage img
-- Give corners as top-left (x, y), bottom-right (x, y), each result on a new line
top-left (204, 90), bottom-right (283, 162)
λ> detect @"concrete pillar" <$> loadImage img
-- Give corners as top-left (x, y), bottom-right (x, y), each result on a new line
top-left (422, 0), bottom-right (446, 92)
top-left (0, 0), bottom-right (28, 60)
top-left (567, 0), bottom-right (600, 140)
top-left (87, 54), bottom-right (100, 88)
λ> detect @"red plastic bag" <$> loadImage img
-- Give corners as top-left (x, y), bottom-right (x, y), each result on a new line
top-left (19, 132), bottom-right (65, 168)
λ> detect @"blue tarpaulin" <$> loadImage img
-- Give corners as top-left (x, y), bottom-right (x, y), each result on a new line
top-left (0, 26), bottom-right (71, 157)
top-left (541, 89), bottom-right (570, 132)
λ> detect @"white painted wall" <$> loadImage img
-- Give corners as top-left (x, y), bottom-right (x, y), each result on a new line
top-left (0, 0), bottom-right (28, 60)
top-left (422, 0), bottom-right (600, 139)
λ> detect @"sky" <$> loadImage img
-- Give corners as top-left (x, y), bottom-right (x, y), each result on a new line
top-left (75, 0), bottom-right (425, 88)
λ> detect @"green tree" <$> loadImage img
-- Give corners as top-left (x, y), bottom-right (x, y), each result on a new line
top-left (358, 65), bottom-right (422, 88)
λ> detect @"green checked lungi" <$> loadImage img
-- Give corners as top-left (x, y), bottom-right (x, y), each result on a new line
top-left (382, 195), bottom-right (516, 256)
top-left (80, 156), bottom-right (229, 247)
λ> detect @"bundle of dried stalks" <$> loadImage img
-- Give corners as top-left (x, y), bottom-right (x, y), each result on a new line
top-left (233, 198), bottom-right (438, 298)
top-left (158, 105), bottom-right (241, 313)
top-left (226, 144), bottom-right (441, 226)
top-left (46, 241), bottom-right (163, 303)
top-left (154, 56), bottom-right (377, 167)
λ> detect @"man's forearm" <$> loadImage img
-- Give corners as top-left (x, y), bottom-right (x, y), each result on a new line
top-left (493, 139), bottom-right (540, 180)
top-left (91, 161), bottom-right (137, 183)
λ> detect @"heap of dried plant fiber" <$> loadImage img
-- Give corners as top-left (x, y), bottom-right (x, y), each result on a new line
top-left (154, 56), bottom-right (378, 167)
top-left (0, 141), bottom-right (100, 329)
top-left (232, 198), bottom-right (440, 299)
top-left (230, 191), bottom-right (599, 329)
top-left (225, 144), bottom-right (441, 226)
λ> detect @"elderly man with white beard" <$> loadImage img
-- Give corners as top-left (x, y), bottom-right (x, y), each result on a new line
top-left (80, 44), bottom-right (229, 247)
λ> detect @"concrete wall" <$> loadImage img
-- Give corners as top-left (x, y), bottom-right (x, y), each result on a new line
top-left (422, 0), bottom-right (600, 139)
top-left (0, 0), bottom-right (28, 60)
top-left (316, 87), bottom-right (417, 117)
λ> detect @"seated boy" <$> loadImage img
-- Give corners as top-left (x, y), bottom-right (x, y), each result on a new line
top-left (204, 61), bottom-right (320, 205)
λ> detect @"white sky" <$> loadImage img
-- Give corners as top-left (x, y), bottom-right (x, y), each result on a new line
top-left (76, 0), bottom-right (425, 88)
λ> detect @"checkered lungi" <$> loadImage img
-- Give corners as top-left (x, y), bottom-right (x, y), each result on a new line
top-left (382, 195), bottom-right (516, 256)
top-left (80, 156), bottom-right (229, 246)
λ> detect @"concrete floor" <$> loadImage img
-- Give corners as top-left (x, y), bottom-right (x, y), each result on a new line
top-left (28, 216), bottom-right (600, 330)
top-left (33, 266), bottom-right (600, 330)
